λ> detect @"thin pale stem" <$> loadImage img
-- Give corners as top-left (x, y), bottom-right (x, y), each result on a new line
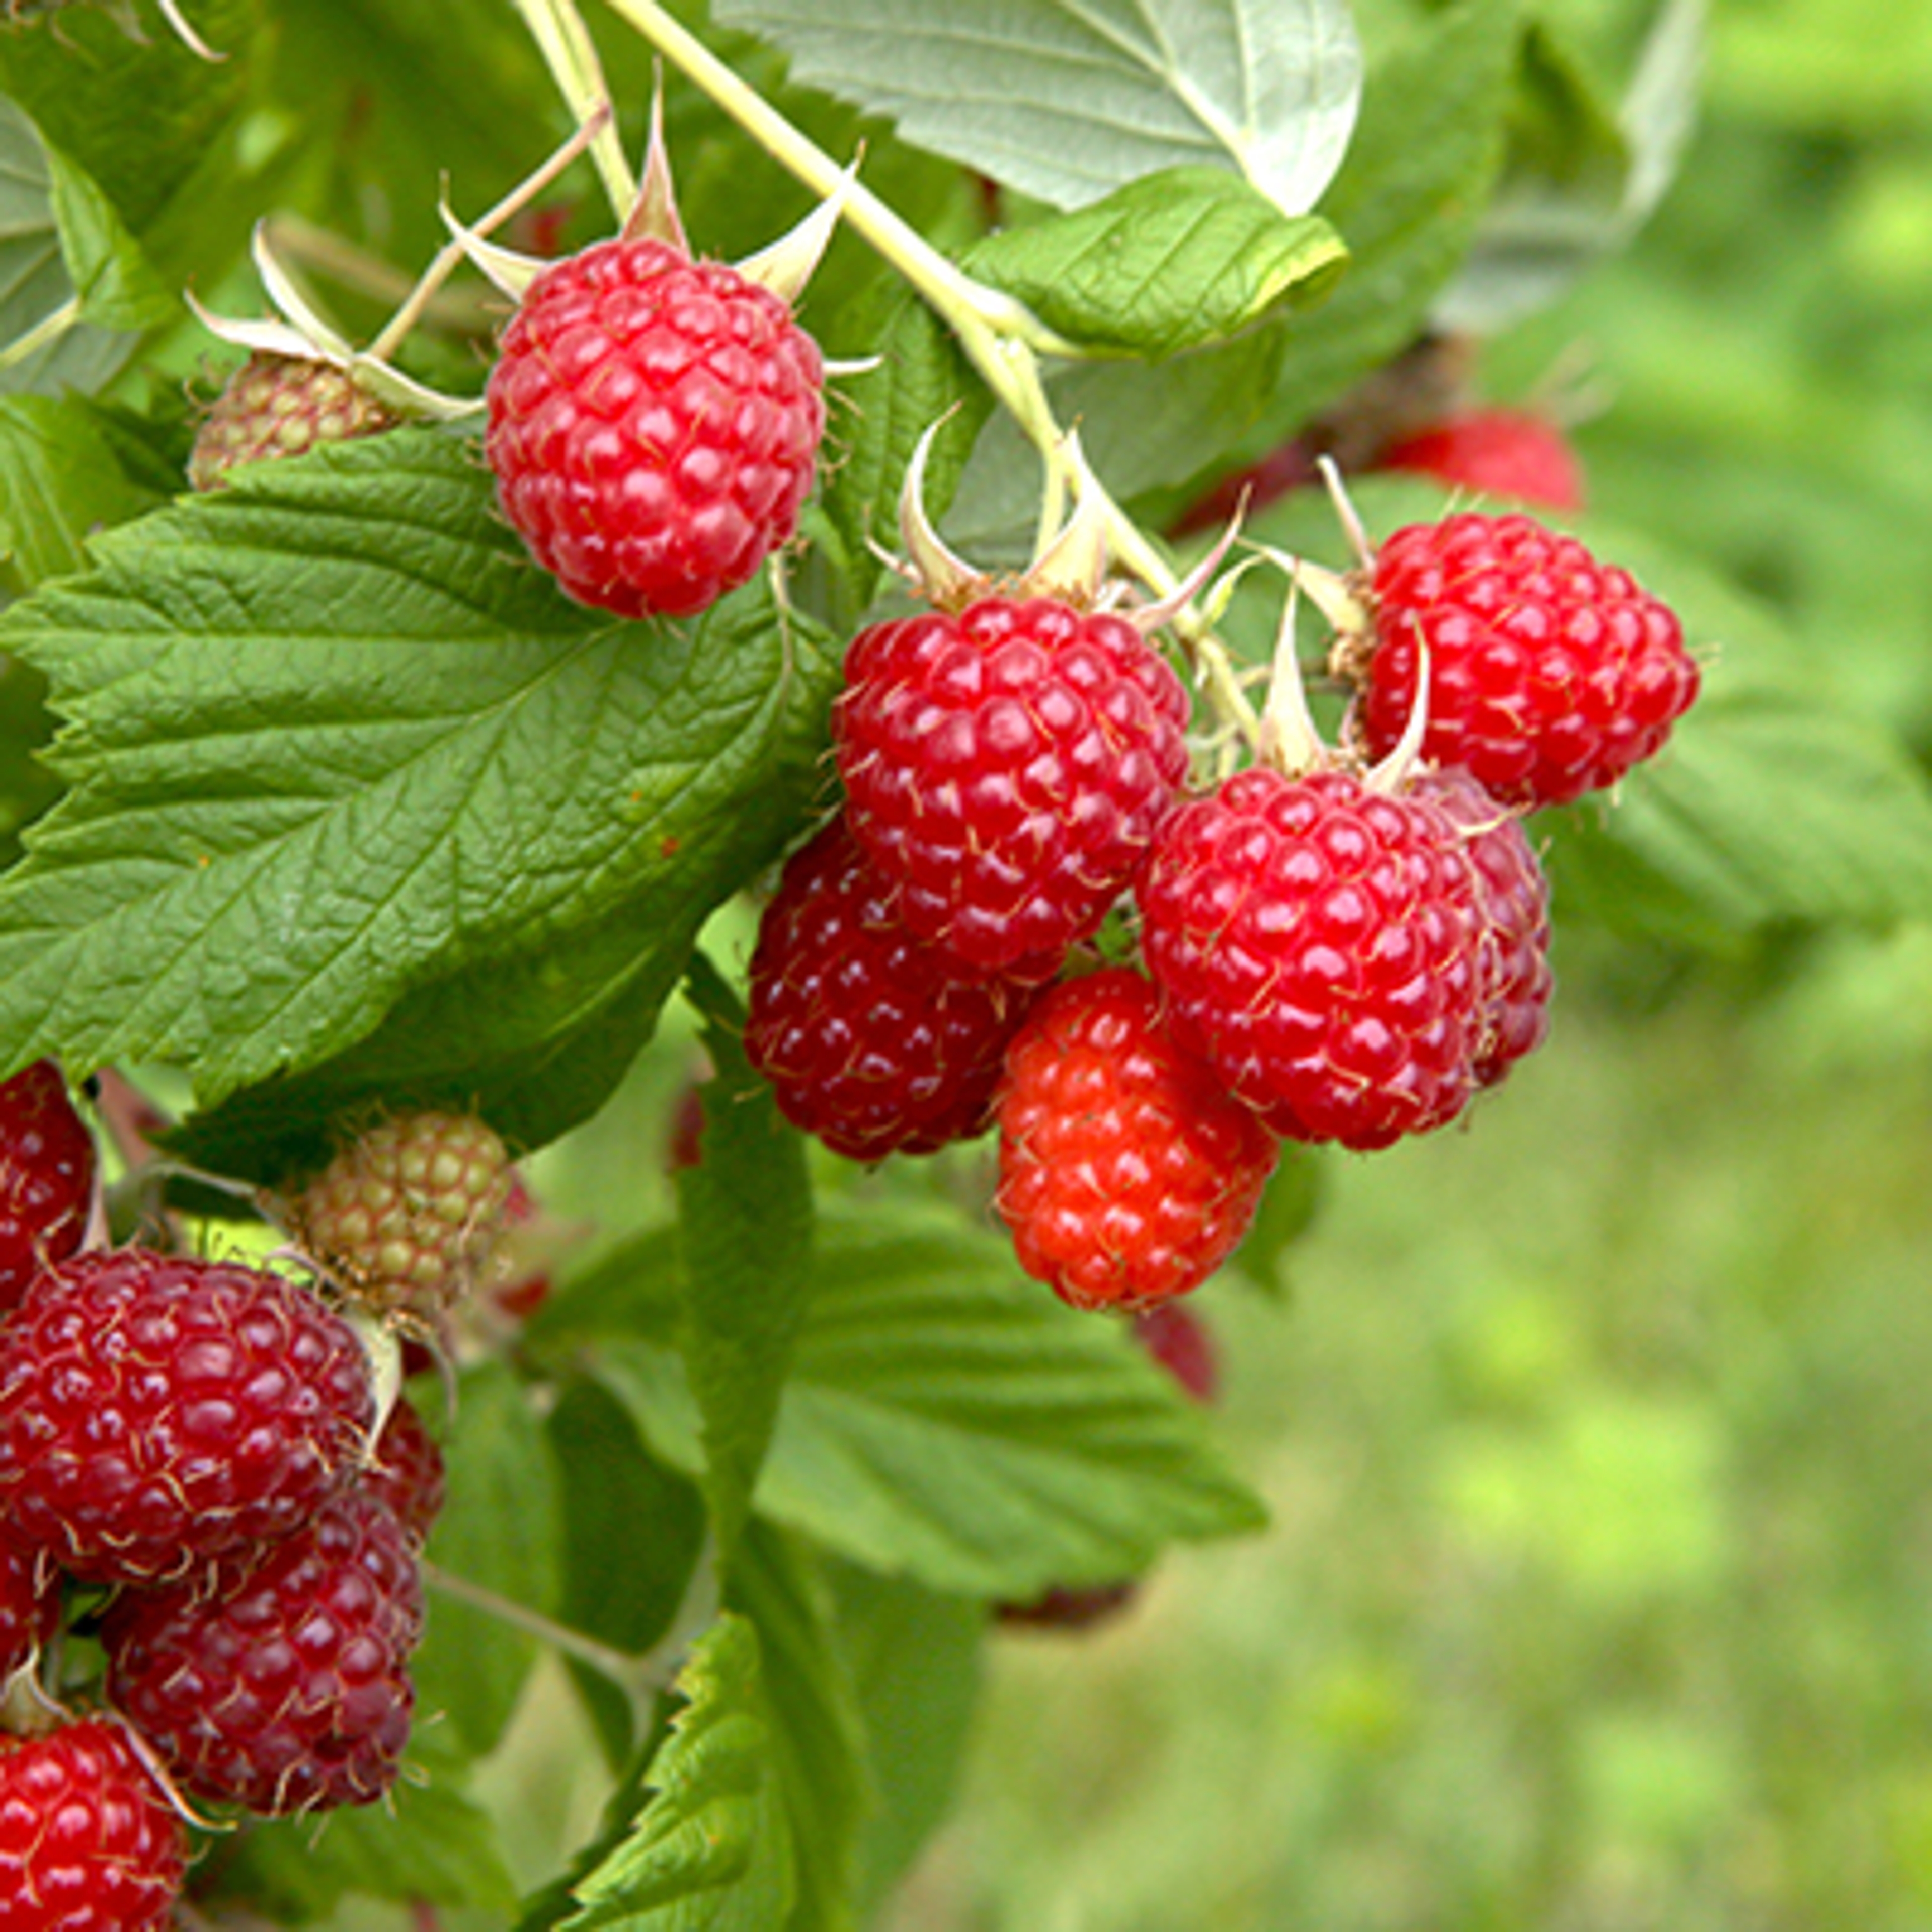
top-left (507, 0), bottom-right (635, 218)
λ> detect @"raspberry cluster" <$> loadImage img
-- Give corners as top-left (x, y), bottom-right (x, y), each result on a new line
top-left (740, 493), bottom-right (1696, 1322)
top-left (0, 1071), bottom-right (459, 1924)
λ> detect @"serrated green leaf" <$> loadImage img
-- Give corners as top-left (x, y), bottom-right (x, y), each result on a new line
top-left (565, 1200), bottom-right (1268, 1599)
top-left (209, 1726), bottom-right (519, 1920)
top-left (1269, 0), bottom-right (1520, 419)
top-left (417, 1360), bottom-right (565, 1756)
top-left (675, 955), bottom-right (816, 1563)
top-left (964, 166), bottom-right (1345, 359)
top-left (41, 135), bottom-right (174, 332)
top-left (716, 0), bottom-right (1361, 216)
top-left (731, 1522), bottom-right (870, 1932)
top-left (0, 430), bottom-right (838, 1114)
top-left (557, 1615), bottom-right (796, 1931)
top-left (0, 392), bottom-right (169, 595)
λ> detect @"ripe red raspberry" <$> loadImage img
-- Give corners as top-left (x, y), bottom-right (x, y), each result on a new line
top-left (485, 236), bottom-right (825, 619)
top-left (834, 595), bottom-right (1191, 980)
top-left (0, 1249), bottom-right (374, 1585)
top-left (358, 1396), bottom-right (446, 1546)
top-left (1419, 768), bottom-right (1553, 1087)
top-left (1375, 407), bottom-right (1585, 512)
top-left (745, 817), bottom-right (1036, 1159)
top-left (0, 1534), bottom-right (57, 1682)
top-left (188, 352), bottom-right (398, 491)
top-left (994, 969), bottom-right (1277, 1311)
top-left (103, 1487), bottom-right (424, 1816)
top-left (1351, 513), bottom-right (1700, 808)
top-left (0, 1716), bottom-right (185, 1930)
top-left (289, 1108), bottom-right (513, 1317)
top-left (1135, 765), bottom-right (1485, 1150)
top-left (0, 1058), bottom-right (96, 1315)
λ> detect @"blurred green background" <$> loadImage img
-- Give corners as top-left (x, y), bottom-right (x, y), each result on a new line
top-left (870, 1), bottom-right (1932, 1926)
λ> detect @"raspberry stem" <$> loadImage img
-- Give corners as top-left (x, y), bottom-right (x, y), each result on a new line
top-left (507, 0), bottom-right (636, 218)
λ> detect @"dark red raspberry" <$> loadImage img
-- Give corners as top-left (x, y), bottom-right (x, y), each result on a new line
top-left (1135, 765), bottom-right (1485, 1150)
top-left (189, 352), bottom-right (398, 492)
top-left (103, 1487), bottom-right (424, 1816)
top-left (358, 1396), bottom-right (446, 1546)
top-left (1419, 768), bottom-right (1553, 1087)
top-left (745, 817), bottom-right (1038, 1159)
top-left (0, 1716), bottom-right (185, 1930)
top-left (485, 236), bottom-right (825, 619)
top-left (1375, 408), bottom-right (1585, 512)
top-left (0, 1249), bottom-right (374, 1584)
top-left (1133, 1303), bottom-right (1219, 1405)
top-left (0, 1534), bottom-right (57, 1682)
top-left (1352, 513), bottom-right (1700, 808)
top-left (0, 1058), bottom-right (96, 1315)
top-left (994, 969), bottom-right (1277, 1311)
top-left (834, 595), bottom-right (1191, 980)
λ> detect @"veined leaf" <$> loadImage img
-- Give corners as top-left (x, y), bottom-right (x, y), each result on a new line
top-left (715, 0), bottom-right (1362, 216)
top-left (557, 1616), bottom-right (796, 1930)
top-left (965, 166), bottom-right (1346, 358)
top-left (557, 1200), bottom-right (1268, 1599)
top-left (0, 430), bottom-right (839, 1114)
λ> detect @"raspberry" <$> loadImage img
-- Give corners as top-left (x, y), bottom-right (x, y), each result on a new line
top-left (188, 352), bottom-right (397, 491)
top-left (1132, 1303), bottom-right (1219, 1405)
top-left (0, 1058), bottom-right (95, 1315)
top-left (745, 818), bottom-right (1035, 1159)
top-left (1351, 513), bottom-right (1701, 808)
top-left (103, 1487), bottom-right (424, 1816)
top-left (0, 1249), bottom-right (374, 1585)
top-left (833, 595), bottom-right (1191, 980)
top-left (1419, 768), bottom-right (1553, 1087)
top-left (485, 236), bottom-right (825, 619)
top-left (0, 1533), bottom-right (57, 1682)
top-left (0, 1716), bottom-right (185, 1930)
top-left (1375, 407), bottom-right (1586, 513)
top-left (994, 969), bottom-right (1277, 1311)
top-left (358, 1396), bottom-right (446, 1546)
top-left (289, 1108), bottom-right (513, 1317)
top-left (1135, 765), bottom-right (1485, 1150)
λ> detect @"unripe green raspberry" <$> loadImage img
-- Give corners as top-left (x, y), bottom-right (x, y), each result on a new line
top-left (189, 352), bottom-right (397, 491)
top-left (291, 1108), bottom-right (513, 1317)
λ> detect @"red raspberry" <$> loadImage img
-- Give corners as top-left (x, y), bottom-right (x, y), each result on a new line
top-left (1375, 407), bottom-right (1586, 512)
top-left (358, 1396), bottom-right (446, 1546)
top-left (745, 818), bottom-right (1036, 1159)
top-left (0, 1249), bottom-right (374, 1585)
top-left (1419, 768), bottom-right (1553, 1087)
top-left (0, 1058), bottom-right (95, 1315)
top-left (290, 1107), bottom-right (513, 1317)
top-left (0, 1534), bottom-right (57, 1682)
top-left (1133, 1303), bottom-right (1219, 1405)
top-left (994, 969), bottom-right (1277, 1311)
top-left (1135, 765), bottom-right (1485, 1150)
top-left (189, 352), bottom-right (398, 491)
top-left (0, 1716), bottom-right (185, 1930)
top-left (485, 236), bottom-right (825, 619)
top-left (103, 1488), bottom-right (424, 1816)
top-left (834, 595), bottom-right (1191, 980)
top-left (1352, 513), bottom-right (1700, 808)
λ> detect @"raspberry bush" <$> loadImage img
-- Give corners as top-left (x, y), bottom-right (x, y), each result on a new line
top-left (0, 1), bottom-right (1921, 1925)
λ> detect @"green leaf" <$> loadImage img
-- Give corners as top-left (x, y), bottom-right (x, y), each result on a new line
top-left (567, 1200), bottom-right (1269, 1599)
top-left (0, 99), bottom-right (134, 396)
top-left (964, 167), bottom-right (1346, 359)
top-left (829, 1561), bottom-right (985, 1918)
top-left (1268, 0), bottom-right (1520, 419)
top-left (731, 1522), bottom-right (871, 1932)
top-left (675, 956), bottom-right (817, 1562)
top-left (207, 1727), bottom-right (519, 1919)
top-left (417, 1360), bottom-right (565, 1756)
top-left (556, 1615), bottom-right (796, 1930)
top-left (0, 430), bottom-right (839, 1124)
top-left (41, 136), bottom-right (174, 333)
top-left (716, 0), bottom-right (1362, 215)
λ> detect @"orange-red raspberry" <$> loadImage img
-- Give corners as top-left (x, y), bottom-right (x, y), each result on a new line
top-left (1135, 766), bottom-right (1486, 1150)
top-left (833, 595), bottom-right (1191, 981)
top-left (995, 969), bottom-right (1277, 1311)
top-left (1354, 512), bottom-right (1699, 807)
top-left (486, 236), bottom-right (825, 620)
top-left (1375, 408), bottom-right (1585, 512)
